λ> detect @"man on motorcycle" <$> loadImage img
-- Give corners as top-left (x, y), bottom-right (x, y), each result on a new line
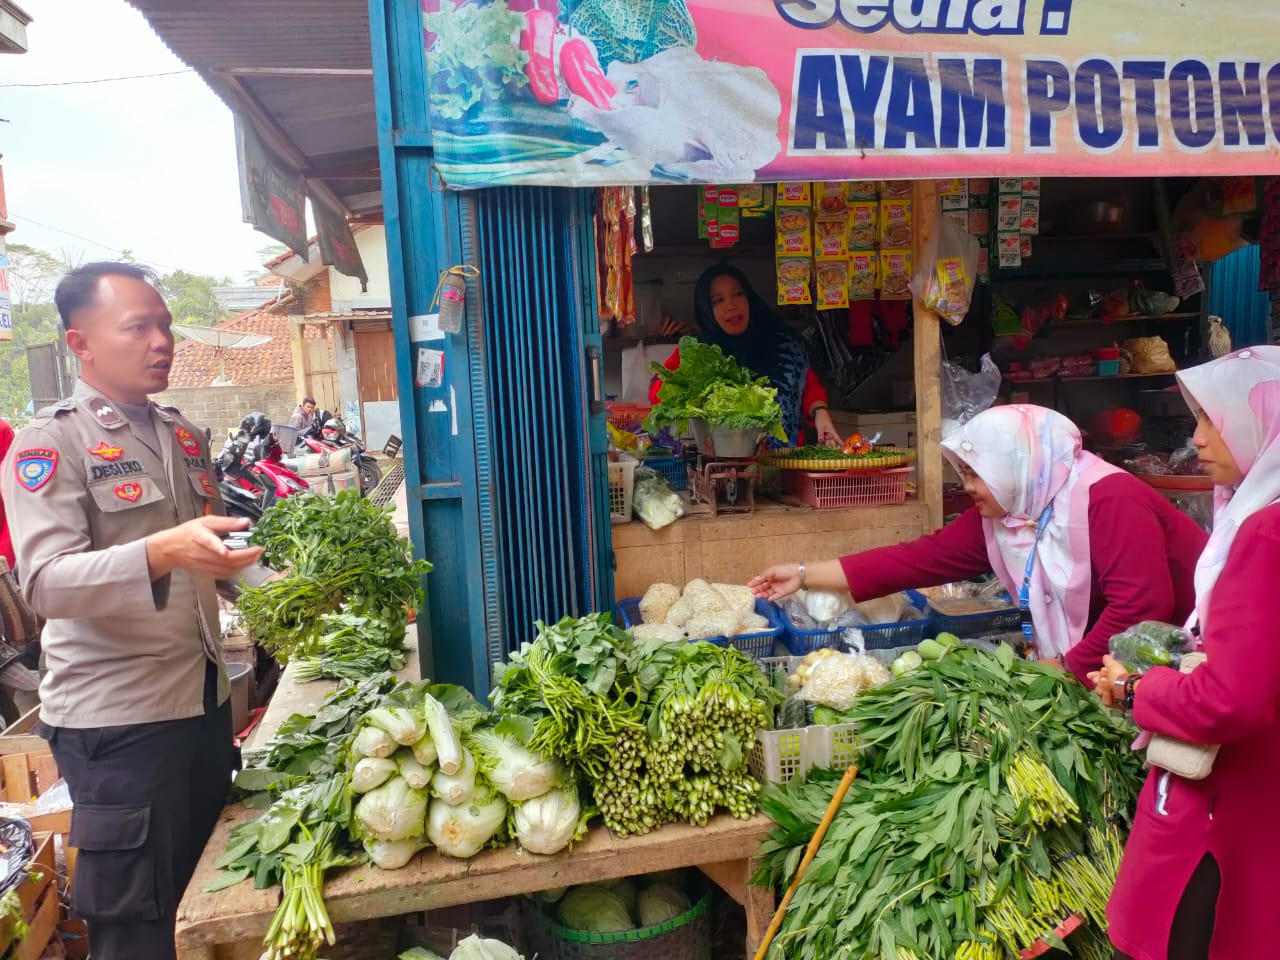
top-left (288, 396), bottom-right (317, 433)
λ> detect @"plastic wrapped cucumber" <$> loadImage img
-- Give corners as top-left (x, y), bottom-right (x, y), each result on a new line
top-left (1109, 620), bottom-right (1191, 673)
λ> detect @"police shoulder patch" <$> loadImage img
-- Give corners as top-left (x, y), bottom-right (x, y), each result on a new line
top-left (14, 449), bottom-right (59, 492)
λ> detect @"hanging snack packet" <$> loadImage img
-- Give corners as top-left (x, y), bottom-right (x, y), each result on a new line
top-left (777, 182), bottom-right (814, 206)
top-left (813, 182), bottom-right (849, 217)
top-left (815, 260), bottom-right (850, 311)
top-left (880, 249), bottom-right (914, 300)
top-left (849, 251), bottom-right (878, 300)
top-left (848, 200), bottom-right (878, 249)
top-left (880, 197), bottom-right (913, 247)
top-left (776, 206), bottom-right (813, 255)
top-left (777, 256), bottom-right (813, 305)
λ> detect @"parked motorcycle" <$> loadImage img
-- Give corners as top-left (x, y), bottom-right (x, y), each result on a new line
top-left (239, 412), bottom-right (310, 500)
top-left (215, 433), bottom-right (269, 521)
top-left (296, 412), bottom-right (382, 496)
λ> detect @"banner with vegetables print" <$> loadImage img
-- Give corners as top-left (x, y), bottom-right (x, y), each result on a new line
top-left (421, 0), bottom-right (1280, 188)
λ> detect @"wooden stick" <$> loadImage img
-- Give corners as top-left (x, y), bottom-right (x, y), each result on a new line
top-left (751, 765), bottom-right (858, 960)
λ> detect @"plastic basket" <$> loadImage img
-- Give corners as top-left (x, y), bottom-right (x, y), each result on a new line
top-left (607, 403), bottom-right (652, 432)
top-left (609, 460), bottom-right (638, 524)
top-left (787, 467), bottom-right (912, 510)
top-left (927, 601), bottom-right (1021, 638)
top-left (642, 455), bottom-right (687, 491)
top-left (750, 655), bottom-right (865, 783)
top-left (616, 597), bottom-right (784, 659)
top-left (780, 591), bottom-right (931, 654)
top-left (522, 889), bottom-right (711, 960)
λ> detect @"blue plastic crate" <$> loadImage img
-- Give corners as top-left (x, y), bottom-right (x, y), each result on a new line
top-left (641, 455), bottom-right (688, 491)
top-left (927, 602), bottom-right (1020, 638)
top-left (616, 597), bottom-right (784, 659)
top-left (780, 590), bottom-right (932, 654)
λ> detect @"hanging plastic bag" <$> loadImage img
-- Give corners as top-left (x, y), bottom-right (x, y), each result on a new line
top-left (909, 214), bottom-right (980, 325)
top-left (940, 353), bottom-right (1001, 439)
top-left (632, 469), bottom-right (684, 531)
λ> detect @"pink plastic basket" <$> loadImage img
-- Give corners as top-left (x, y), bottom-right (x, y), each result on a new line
top-left (788, 467), bottom-right (911, 510)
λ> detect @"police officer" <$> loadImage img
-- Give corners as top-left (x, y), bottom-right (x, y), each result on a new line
top-left (2, 262), bottom-right (268, 960)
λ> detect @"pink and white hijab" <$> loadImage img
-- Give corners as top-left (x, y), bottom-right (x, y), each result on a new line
top-left (940, 405), bottom-right (1124, 658)
top-left (1177, 346), bottom-right (1280, 633)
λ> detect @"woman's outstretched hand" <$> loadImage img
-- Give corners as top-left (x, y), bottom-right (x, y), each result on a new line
top-left (749, 564), bottom-right (802, 602)
top-left (814, 408), bottom-right (843, 448)
top-left (1087, 654), bottom-right (1134, 710)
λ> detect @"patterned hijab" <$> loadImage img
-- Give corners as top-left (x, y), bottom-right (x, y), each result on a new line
top-left (1177, 346), bottom-right (1280, 631)
top-left (940, 405), bottom-right (1124, 657)
top-left (693, 264), bottom-right (809, 446)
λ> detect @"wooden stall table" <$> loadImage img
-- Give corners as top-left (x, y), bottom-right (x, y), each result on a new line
top-left (179, 652), bottom-right (777, 960)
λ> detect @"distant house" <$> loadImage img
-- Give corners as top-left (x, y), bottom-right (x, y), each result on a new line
top-left (156, 225), bottom-right (399, 447)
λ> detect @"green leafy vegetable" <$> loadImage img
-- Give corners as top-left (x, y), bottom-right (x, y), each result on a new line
top-left (567, 0), bottom-right (697, 68)
top-left (700, 381), bottom-right (787, 441)
top-left (645, 336), bottom-right (785, 441)
top-left (423, 0), bottom-right (530, 121)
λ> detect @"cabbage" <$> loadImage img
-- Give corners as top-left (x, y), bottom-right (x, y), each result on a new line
top-left (468, 728), bottom-right (563, 803)
top-left (558, 885), bottom-right (632, 932)
top-left (397, 752), bottom-right (433, 790)
top-left (607, 877), bottom-right (638, 917)
top-left (353, 724), bottom-right (398, 759)
top-left (354, 776), bottom-right (429, 843)
top-left (351, 757), bottom-right (397, 794)
top-left (431, 748), bottom-right (478, 805)
top-left (367, 705), bottom-right (428, 745)
top-left (637, 881), bottom-right (691, 926)
top-left (512, 782), bottom-right (586, 856)
top-left (537, 886), bottom-right (568, 903)
top-left (365, 836), bottom-right (427, 870)
top-left (412, 731), bottom-right (439, 767)
top-left (399, 949), bottom-right (445, 960)
top-left (427, 786), bottom-right (507, 859)
top-left (448, 934), bottom-right (522, 960)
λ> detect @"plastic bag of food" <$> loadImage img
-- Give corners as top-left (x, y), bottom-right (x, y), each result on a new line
top-left (633, 470), bottom-right (684, 530)
top-left (851, 592), bottom-right (912, 625)
top-left (940, 353), bottom-right (1000, 439)
top-left (782, 598), bottom-right (819, 631)
top-left (1109, 621), bottom-right (1192, 674)
top-left (804, 590), bottom-right (851, 625)
top-left (639, 583), bottom-right (681, 624)
top-left (909, 214), bottom-right (979, 325)
top-left (1124, 336), bottom-right (1177, 374)
top-left (796, 653), bottom-right (893, 711)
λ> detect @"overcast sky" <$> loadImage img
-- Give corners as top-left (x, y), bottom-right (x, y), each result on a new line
top-left (2, 0), bottom-right (272, 281)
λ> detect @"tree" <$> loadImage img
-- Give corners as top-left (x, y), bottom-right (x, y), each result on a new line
top-left (5, 244), bottom-right (63, 307)
top-left (156, 269), bottom-right (234, 327)
top-left (244, 243), bottom-right (288, 282)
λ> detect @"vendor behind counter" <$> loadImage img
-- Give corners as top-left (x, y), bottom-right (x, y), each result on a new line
top-left (648, 263), bottom-right (841, 448)
top-left (752, 404), bottom-right (1208, 683)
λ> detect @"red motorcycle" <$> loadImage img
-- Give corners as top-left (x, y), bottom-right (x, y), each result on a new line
top-left (238, 413), bottom-right (309, 500)
top-left (295, 411), bottom-right (382, 496)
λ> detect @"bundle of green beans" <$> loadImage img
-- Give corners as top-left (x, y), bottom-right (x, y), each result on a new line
top-left (753, 644), bottom-right (1144, 960)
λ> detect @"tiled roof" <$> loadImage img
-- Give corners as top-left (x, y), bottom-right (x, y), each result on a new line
top-left (167, 305), bottom-right (328, 389)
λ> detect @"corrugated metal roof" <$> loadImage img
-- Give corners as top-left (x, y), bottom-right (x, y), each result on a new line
top-left (126, 0), bottom-right (381, 216)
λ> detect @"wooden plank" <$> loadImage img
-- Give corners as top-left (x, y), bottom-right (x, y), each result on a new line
top-left (744, 856), bottom-right (776, 958)
top-left (177, 812), bottom-right (771, 958)
top-left (2, 753), bottom-right (31, 802)
top-left (912, 179), bottom-right (946, 532)
top-left (0, 707), bottom-right (47, 756)
top-left (0, 834), bottom-right (54, 956)
top-left (13, 885), bottom-right (58, 960)
top-left (697, 858), bottom-right (748, 906)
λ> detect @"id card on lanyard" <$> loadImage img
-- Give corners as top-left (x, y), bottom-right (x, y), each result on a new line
top-left (1017, 504), bottom-right (1055, 658)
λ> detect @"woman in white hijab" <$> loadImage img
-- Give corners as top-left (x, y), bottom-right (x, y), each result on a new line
top-left (752, 404), bottom-right (1207, 682)
top-left (1093, 346), bottom-right (1280, 960)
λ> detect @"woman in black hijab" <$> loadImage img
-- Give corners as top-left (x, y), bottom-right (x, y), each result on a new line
top-left (649, 263), bottom-right (840, 446)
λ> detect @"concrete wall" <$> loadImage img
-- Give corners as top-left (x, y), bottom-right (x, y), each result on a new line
top-left (152, 383), bottom-right (297, 439)
top-left (330, 226), bottom-right (392, 310)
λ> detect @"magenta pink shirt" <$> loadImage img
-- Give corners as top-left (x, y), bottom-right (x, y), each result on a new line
top-left (1108, 503), bottom-right (1280, 959)
top-left (839, 472), bottom-right (1206, 683)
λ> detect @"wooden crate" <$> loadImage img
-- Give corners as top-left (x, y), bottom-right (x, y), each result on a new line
top-left (0, 709), bottom-right (46, 757)
top-left (0, 751), bottom-right (74, 884)
top-left (0, 832), bottom-right (60, 960)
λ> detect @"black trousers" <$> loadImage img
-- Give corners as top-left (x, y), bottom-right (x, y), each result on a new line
top-left (37, 664), bottom-right (235, 960)
top-left (1115, 853), bottom-right (1221, 960)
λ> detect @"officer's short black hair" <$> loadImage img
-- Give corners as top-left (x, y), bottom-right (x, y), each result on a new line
top-left (55, 261), bottom-right (160, 330)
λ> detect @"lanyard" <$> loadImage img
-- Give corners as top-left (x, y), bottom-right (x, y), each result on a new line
top-left (1018, 504), bottom-right (1055, 646)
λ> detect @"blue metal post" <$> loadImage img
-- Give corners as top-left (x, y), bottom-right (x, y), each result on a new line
top-left (368, 0), bottom-right (492, 694)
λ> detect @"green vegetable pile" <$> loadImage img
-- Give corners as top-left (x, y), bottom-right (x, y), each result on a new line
top-left (753, 643), bottom-right (1145, 960)
top-left (645, 336), bottom-right (787, 442)
top-left (213, 672), bottom-right (587, 960)
top-left (422, 0), bottom-right (529, 121)
top-left (491, 614), bottom-right (780, 836)
top-left (239, 491), bottom-right (431, 677)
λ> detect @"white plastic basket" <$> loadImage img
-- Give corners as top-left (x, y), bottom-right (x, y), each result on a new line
top-left (608, 459), bottom-right (638, 524)
top-left (751, 655), bottom-right (862, 784)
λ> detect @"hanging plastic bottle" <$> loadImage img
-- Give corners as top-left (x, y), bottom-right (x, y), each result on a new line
top-left (430, 265), bottom-right (479, 334)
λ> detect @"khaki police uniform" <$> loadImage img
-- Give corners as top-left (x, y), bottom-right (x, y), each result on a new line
top-left (1, 380), bottom-right (260, 960)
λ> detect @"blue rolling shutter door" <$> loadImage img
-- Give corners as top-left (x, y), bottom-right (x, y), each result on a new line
top-left (462, 187), bottom-right (613, 657)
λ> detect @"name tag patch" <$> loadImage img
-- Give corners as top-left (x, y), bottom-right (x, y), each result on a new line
top-left (14, 449), bottom-right (58, 492)
top-left (89, 460), bottom-right (145, 482)
top-left (88, 441), bottom-right (125, 461)
top-left (114, 482), bottom-right (144, 503)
